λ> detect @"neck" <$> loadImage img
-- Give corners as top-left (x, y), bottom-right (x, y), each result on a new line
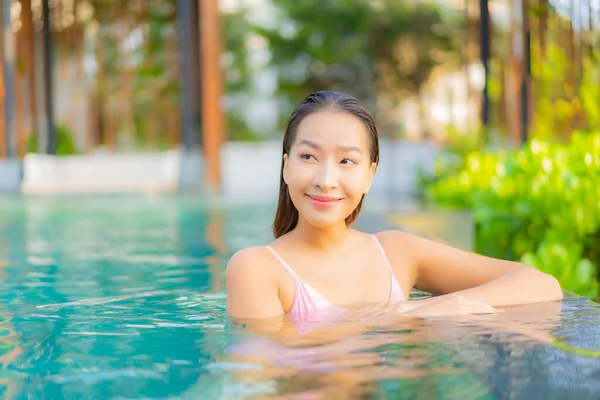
top-left (291, 217), bottom-right (352, 252)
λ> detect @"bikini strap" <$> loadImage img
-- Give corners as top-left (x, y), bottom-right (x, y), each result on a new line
top-left (265, 245), bottom-right (299, 279)
top-left (371, 234), bottom-right (407, 301)
top-left (371, 234), bottom-right (394, 273)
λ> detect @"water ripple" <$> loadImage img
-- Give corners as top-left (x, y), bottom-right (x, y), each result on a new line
top-left (0, 196), bottom-right (599, 399)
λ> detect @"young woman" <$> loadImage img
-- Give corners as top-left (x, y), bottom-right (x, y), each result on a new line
top-left (226, 91), bottom-right (562, 324)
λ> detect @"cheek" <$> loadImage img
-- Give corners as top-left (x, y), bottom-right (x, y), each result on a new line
top-left (284, 161), bottom-right (310, 188)
top-left (342, 169), bottom-right (371, 192)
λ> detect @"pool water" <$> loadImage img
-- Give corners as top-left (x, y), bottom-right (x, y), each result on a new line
top-left (0, 195), bottom-right (599, 399)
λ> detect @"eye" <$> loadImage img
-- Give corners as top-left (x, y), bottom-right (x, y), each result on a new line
top-left (300, 153), bottom-right (316, 161)
top-left (341, 158), bottom-right (356, 165)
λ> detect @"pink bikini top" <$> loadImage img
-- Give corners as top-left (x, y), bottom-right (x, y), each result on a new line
top-left (265, 235), bottom-right (407, 317)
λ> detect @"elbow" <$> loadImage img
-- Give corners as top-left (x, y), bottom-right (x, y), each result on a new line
top-left (530, 267), bottom-right (563, 302)
top-left (547, 273), bottom-right (564, 301)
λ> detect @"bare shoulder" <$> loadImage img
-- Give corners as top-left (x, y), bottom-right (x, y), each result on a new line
top-left (373, 228), bottom-right (464, 264)
top-left (372, 230), bottom-right (421, 290)
top-left (373, 229), bottom-right (412, 241)
top-left (226, 246), bottom-right (284, 319)
top-left (226, 246), bottom-right (276, 280)
top-left (373, 229), bottom-right (421, 250)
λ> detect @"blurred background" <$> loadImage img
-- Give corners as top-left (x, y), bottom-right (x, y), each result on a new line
top-left (0, 3), bottom-right (599, 397)
top-left (0, 0), bottom-right (599, 298)
top-left (0, 1), bottom-right (596, 156)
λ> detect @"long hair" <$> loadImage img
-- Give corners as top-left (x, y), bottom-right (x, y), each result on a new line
top-left (272, 91), bottom-right (380, 238)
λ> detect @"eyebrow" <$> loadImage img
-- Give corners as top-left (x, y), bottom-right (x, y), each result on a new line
top-left (297, 140), bottom-right (362, 153)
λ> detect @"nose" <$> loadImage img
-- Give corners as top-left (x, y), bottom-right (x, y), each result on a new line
top-left (314, 161), bottom-right (339, 191)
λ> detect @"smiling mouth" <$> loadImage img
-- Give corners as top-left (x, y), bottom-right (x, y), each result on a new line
top-left (306, 194), bottom-right (342, 203)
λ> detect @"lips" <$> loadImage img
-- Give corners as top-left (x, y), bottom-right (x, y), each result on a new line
top-left (306, 194), bottom-right (342, 203)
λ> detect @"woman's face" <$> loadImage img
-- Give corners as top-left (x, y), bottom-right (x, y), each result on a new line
top-left (283, 110), bottom-right (376, 229)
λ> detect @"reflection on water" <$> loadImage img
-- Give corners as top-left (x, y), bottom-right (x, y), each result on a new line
top-left (0, 196), bottom-right (598, 399)
top-left (220, 300), bottom-right (571, 399)
top-left (222, 317), bottom-right (491, 399)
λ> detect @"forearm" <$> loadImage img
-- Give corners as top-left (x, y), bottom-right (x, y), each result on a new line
top-left (432, 266), bottom-right (563, 307)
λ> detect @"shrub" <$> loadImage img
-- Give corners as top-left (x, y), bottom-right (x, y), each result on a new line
top-left (426, 132), bottom-right (600, 299)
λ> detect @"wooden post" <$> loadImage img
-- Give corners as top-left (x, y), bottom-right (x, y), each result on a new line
top-left (177, 0), bottom-right (201, 152)
top-left (520, 0), bottom-right (531, 143)
top-left (199, 0), bottom-right (224, 191)
top-left (508, 0), bottom-right (524, 146)
top-left (1, 0), bottom-right (15, 158)
top-left (0, 11), bottom-right (4, 159)
top-left (479, 0), bottom-right (491, 128)
top-left (42, 0), bottom-right (56, 154)
top-left (21, 0), bottom-right (37, 154)
top-left (538, 0), bottom-right (547, 58)
top-left (464, 0), bottom-right (475, 135)
top-left (16, 1), bottom-right (32, 157)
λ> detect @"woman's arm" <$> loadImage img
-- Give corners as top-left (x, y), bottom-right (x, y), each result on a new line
top-left (378, 230), bottom-right (563, 307)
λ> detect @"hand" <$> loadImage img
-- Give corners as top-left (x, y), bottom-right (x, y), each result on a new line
top-left (402, 295), bottom-right (497, 318)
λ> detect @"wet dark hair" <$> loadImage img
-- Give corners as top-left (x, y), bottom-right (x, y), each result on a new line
top-left (272, 91), bottom-right (380, 238)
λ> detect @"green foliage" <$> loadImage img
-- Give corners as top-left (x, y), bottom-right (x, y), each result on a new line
top-left (426, 132), bottom-right (600, 299)
top-left (252, 0), bottom-right (462, 135)
top-left (27, 125), bottom-right (78, 156)
top-left (222, 5), bottom-right (253, 94)
top-left (221, 4), bottom-right (262, 141)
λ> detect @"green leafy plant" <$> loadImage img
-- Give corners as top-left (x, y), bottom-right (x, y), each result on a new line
top-left (426, 132), bottom-right (600, 299)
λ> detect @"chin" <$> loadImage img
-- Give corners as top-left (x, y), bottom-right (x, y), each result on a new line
top-left (304, 217), bottom-right (340, 229)
top-left (301, 209), bottom-right (356, 229)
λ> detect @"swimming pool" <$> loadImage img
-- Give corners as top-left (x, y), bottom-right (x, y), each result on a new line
top-left (0, 195), bottom-right (599, 399)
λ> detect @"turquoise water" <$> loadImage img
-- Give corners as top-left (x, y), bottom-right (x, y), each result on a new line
top-left (0, 195), bottom-right (599, 399)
